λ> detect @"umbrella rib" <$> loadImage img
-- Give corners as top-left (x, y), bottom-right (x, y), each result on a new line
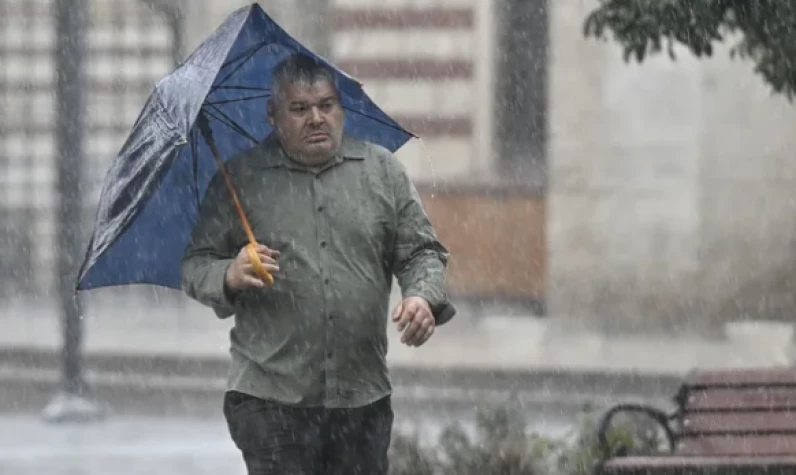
top-left (202, 105), bottom-right (261, 145)
top-left (219, 42), bottom-right (268, 71)
top-left (211, 42), bottom-right (268, 93)
top-left (202, 108), bottom-right (253, 142)
top-left (214, 85), bottom-right (271, 92)
top-left (190, 127), bottom-right (201, 208)
top-left (205, 93), bottom-right (271, 106)
top-left (342, 106), bottom-right (418, 138)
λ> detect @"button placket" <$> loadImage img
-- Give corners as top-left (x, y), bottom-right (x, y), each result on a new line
top-left (314, 174), bottom-right (336, 402)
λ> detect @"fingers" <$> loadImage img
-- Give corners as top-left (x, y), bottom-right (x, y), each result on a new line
top-left (396, 298), bottom-right (435, 346)
top-left (230, 244), bottom-right (280, 291)
top-left (258, 253), bottom-right (277, 263)
top-left (391, 302), bottom-right (404, 323)
top-left (414, 324), bottom-right (435, 347)
top-left (237, 245), bottom-right (280, 277)
top-left (254, 253), bottom-right (278, 268)
top-left (396, 301), bottom-right (417, 332)
top-left (242, 261), bottom-right (279, 275)
top-left (253, 244), bottom-right (280, 259)
top-left (401, 311), bottom-right (434, 346)
top-left (238, 244), bottom-right (280, 262)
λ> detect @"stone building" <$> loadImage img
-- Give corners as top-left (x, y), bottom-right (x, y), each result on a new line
top-left (3, 0), bottom-right (794, 334)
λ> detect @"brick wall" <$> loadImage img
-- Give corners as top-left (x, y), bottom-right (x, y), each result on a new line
top-left (418, 185), bottom-right (546, 308)
top-left (331, 0), bottom-right (495, 181)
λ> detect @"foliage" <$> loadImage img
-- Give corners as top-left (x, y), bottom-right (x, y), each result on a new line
top-left (435, 405), bottom-right (546, 475)
top-left (582, 0), bottom-right (796, 100)
top-left (389, 402), bottom-right (667, 475)
top-left (388, 431), bottom-right (437, 475)
top-left (555, 405), bottom-right (665, 475)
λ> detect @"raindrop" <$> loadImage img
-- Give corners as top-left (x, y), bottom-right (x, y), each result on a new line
top-left (416, 137), bottom-right (436, 199)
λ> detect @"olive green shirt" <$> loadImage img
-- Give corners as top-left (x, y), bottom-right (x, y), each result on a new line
top-left (181, 133), bottom-right (453, 408)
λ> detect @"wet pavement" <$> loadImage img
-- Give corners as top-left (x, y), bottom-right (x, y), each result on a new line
top-left (0, 406), bottom-right (582, 475)
top-left (0, 415), bottom-right (245, 475)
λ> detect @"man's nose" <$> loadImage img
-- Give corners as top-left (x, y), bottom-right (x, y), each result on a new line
top-left (308, 106), bottom-right (324, 124)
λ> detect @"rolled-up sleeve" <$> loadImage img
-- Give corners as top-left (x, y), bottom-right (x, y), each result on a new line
top-left (181, 172), bottom-right (237, 318)
top-left (388, 158), bottom-right (455, 325)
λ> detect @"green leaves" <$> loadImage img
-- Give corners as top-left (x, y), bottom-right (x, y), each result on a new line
top-left (583, 0), bottom-right (796, 100)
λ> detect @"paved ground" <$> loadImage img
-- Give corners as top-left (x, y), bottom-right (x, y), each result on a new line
top-left (0, 410), bottom-right (578, 475)
top-left (0, 415), bottom-right (245, 475)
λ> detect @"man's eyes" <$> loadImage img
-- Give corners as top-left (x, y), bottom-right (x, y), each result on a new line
top-left (289, 102), bottom-right (335, 113)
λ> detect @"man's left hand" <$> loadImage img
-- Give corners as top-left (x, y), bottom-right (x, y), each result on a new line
top-left (391, 296), bottom-right (435, 347)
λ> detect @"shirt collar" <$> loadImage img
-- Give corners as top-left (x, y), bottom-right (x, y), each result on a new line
top-left (253, 133), bottom-right (366, 169)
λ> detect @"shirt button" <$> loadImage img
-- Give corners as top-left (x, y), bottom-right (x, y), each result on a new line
top-left (328, 314), bottom-right (334, 320)
top-left (317, 206), bottom-right (324, 212)
top-left (324, 278), bottom-right (330, 285)
top-left (320, 241), bottom-right (327, 248)
top-left (327, 351), bottom-right (333, 359)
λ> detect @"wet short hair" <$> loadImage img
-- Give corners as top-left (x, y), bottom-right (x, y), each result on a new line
top-left (270, 52), bottom-right (338, 103)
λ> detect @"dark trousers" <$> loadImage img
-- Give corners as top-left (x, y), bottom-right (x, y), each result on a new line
top-left (223, 391), bottom-right (393, 475)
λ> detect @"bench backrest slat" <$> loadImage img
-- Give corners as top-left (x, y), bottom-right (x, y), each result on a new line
top-left (684, 388), bottom-right (796, 412)
top-left (683, 411), bottom-right (796, 435)
top-left (672, 369), bottom-right (796, 457)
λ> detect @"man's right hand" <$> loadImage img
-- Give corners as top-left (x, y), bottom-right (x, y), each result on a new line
top-left (225, 244), bottom-right (280, 292)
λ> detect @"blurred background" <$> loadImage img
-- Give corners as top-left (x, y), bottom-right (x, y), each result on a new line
top-left (3, 0), bottom-right (796, 473)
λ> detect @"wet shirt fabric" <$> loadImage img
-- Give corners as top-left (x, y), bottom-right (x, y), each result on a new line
top-left (181, 133), bottom-right (451, 409)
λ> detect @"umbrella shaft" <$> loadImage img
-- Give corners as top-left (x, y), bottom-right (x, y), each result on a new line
top-left (197, 117), bottom-right (274, 286)
top-left (198, 115), bottom-right (258, 245)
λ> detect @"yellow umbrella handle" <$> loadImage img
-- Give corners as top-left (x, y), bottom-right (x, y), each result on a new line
top-left (198, 113), bottom-right (274, 286)
top-left (245, 242), bottom-right (275, 285)
top-left (214, 162), bottom-right (275, 287)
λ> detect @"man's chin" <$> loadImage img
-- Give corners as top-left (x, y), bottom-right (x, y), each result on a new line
top-left (302, 141), bottom-right (336, 156)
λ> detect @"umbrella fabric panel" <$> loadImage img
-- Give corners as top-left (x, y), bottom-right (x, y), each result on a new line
top-left (75, 4), bottom-right (414, 292)
top-left (194, 7), bottom-right (413, 152)
top-left (78, 126), bottom-right (202, 290)
top-left (77, 91), bottom-right (186, 289)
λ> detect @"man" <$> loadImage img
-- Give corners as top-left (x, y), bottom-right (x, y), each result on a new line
top-left (181, 52), bottom-right (455, 475)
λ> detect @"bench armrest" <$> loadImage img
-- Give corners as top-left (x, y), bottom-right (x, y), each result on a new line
top-left (596, 403), bottom-right (677, 460)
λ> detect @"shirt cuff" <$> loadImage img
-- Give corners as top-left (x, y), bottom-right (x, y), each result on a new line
top-left (405, 288), bottom-right (456, 326)
top-left (206, 259), bottom-right (236, 311)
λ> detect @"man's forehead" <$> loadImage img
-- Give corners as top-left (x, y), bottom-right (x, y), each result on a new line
top-left (279, 79), bottom-right (337, 101)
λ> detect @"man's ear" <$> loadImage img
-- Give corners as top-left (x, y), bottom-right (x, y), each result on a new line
top-left (267, 99), bottom-right (275, 126)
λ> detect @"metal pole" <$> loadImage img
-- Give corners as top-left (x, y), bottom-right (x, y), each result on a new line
top-left (43, 0), bottom-right (103, 423)
top-left (494, 0), bottom-right (548, 187)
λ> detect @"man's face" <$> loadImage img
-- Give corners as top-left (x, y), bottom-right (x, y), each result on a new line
top-left (268, 78), bottom-right (344, 164)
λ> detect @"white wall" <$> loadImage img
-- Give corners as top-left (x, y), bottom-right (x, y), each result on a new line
top-left (548, 0), bottom-right (796, 333)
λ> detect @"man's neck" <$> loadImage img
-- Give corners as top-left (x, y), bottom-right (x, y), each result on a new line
top-left (280, 147), bottom-right (334, 173)
top-left (288, 152), bottom-right (332, 167)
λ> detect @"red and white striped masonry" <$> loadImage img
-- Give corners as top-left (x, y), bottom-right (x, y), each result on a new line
top-left (331, 0), bottom-right (488, 179)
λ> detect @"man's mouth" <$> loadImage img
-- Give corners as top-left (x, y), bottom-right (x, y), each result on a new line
top-left (306, 132), bottom-right (329, 142)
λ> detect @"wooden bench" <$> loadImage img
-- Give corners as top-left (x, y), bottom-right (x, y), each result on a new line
top-left (594, 368), bottom-right (796, 475)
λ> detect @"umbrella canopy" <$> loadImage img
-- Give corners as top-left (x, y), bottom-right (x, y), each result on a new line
top-left (75, 3), bottom-right (414, 292)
